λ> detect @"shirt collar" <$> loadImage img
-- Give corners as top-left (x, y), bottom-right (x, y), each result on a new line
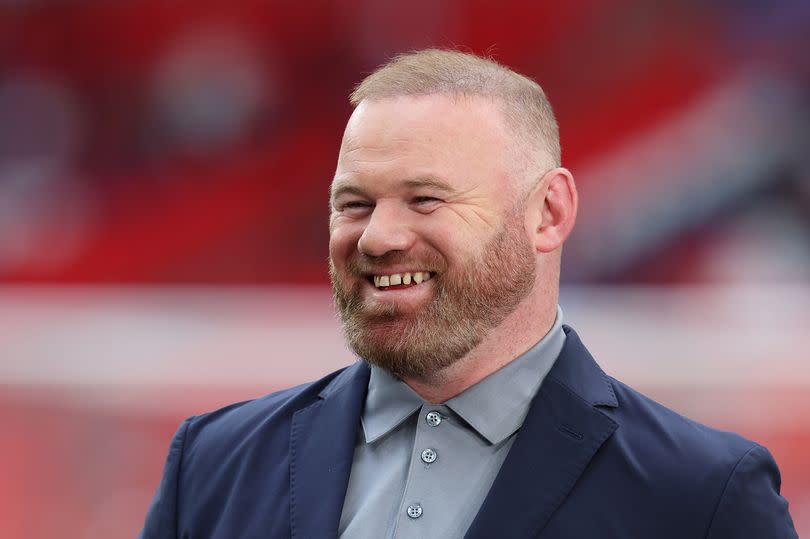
top-left (446, 305), bottom-right (565, 444)
top-left (361, 365), bottom-right (423, 444)
top-left (361, 305), bottom-right (566, 445)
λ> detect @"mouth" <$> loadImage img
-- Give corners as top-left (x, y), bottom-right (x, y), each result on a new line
top-left (367, 271), bottom-right (435, 290)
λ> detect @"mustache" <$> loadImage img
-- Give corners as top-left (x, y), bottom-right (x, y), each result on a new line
top-left (345, 251), bottom-right (445, 275)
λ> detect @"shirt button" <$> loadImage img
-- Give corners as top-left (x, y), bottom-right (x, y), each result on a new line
top-left (406, 504), bottom-right (423, 519)
top-left (425, 411), bottom-right (442, 427)
top-left (421, 448), bottom-right (437, 464)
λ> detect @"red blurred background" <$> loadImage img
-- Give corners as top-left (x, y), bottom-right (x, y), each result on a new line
top-left (1, 1), bottom-right (808, 537)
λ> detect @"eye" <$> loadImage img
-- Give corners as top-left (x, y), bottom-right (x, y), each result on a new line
top-left (344, 201), bottom-right (372, 209)
top-left (411, 196), bottom-right (442, 207)
top-left (335, 200), bottom-right (373, 214)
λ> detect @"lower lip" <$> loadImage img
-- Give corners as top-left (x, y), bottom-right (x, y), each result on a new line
top-left (378, 283), bottom-right (419, 291)
top-left (364, 278), bottom-right (434, 304)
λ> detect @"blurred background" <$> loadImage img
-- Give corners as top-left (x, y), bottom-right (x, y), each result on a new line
top-left (1, 1), bottom-right (808, 537)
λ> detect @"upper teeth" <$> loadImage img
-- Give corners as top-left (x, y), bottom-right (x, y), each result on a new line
top-left (373, 272), bottom-right (432, 288)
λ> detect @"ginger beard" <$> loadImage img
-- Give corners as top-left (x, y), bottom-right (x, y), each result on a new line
top-left (330, 208), bottom-right (536, 380)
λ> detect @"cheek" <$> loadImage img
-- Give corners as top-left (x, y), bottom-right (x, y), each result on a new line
top-left (329, 224), bottom-right (361, 263)
top-left (430, 227), bottom-right (477, 259)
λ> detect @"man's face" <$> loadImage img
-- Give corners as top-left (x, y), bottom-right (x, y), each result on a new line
top-left (329, 95), bottom-right (536, 379)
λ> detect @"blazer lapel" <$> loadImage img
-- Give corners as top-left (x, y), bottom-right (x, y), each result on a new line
top-left (289, 362), bottom-right (370, 539)
top-left (465, 327), bottom-right (619, 538)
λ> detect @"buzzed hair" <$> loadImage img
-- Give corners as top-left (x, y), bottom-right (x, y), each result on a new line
top-left (350, 48), bottom-right (561, 169)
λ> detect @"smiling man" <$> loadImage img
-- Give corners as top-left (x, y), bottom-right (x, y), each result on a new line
top-left (329, 91), bottom-right (557, 399)
top-left (140, 50), bottom-right (797, 538)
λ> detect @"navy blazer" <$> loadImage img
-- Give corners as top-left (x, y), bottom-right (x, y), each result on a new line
top-left (140, 327), bottom-right (797, 538)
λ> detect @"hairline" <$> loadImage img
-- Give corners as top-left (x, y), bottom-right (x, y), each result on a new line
top-left (348, 49), bottom-right (561, 179)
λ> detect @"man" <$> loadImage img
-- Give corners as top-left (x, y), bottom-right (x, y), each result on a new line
top-left (140, 50), bottom-right (797, 538)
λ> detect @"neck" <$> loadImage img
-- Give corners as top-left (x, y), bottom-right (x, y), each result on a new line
top-left (403, 289), bottom-right (558, 403)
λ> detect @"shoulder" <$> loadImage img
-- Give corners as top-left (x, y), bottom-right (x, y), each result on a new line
top-left (599, 377), bottom-right (796, 536)
top-left (606, 375), bottom-right (754, 463)
top-left (602, 375), bottom-right (759, 496)
top-left (548, 327), bottom-right (796, 536)
top-left (552, 327), bottom-right (755, 466)
top-left (139, 363), bottom-right (370, 537)
top-left (178, 362), bottom-right (366, 460)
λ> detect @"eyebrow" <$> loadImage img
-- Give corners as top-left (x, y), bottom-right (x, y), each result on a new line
top-left (329, 183), bottom-right (366, 203)
top-left (330, 176), bottom-right (459, 203)
top-left (401, 177), bottom-right (458, 193)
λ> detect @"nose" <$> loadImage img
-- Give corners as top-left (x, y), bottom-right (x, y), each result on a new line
top-left (357, 202), bottom-right (415, 257)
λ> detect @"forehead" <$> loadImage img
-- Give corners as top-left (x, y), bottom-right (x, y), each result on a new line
top-left (333, 94), bottom-right (515, 196)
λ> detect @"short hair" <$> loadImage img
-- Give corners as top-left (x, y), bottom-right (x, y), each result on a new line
top-left (350, 48), bottom-right (561, 169)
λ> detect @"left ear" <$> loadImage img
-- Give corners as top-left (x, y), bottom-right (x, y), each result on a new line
top-left (523, 167), bottom-right (578, 253)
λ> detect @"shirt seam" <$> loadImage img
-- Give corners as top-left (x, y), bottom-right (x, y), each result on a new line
top-left (703, 443), bottom-right (760, 539)
top-left (170, 416), bottom-right (193, 539)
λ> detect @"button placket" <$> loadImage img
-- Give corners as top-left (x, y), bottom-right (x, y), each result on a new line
top-left (396, 406), bottom-right (451, 533)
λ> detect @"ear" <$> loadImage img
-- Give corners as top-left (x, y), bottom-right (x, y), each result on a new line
top-left (524, 167), bottom-right (578, 253)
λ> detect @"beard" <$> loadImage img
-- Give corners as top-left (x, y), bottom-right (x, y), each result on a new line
top-left (330, 208), bottom-right (536, 380)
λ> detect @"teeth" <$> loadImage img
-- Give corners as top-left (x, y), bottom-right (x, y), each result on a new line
top-left (372, 271), bottom-right (433, 288)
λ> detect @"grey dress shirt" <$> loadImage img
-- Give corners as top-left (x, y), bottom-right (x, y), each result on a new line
top-left (338, 306), bottom-right (566, 539)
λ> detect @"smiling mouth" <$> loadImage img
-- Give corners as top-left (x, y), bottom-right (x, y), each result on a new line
top-left (368, 271), bottom-right (435, 289)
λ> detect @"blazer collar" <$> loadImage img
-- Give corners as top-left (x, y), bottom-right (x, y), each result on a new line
top-left (546, 325), bottom-right (617, 408)
top-left (289, 361), bottom-right (370, 539)
top-left (465, 326), bottom-right (619, 538)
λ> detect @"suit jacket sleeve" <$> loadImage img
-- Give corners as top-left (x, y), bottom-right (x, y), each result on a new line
top-left (706, 444), bottom-right (797, 538)
top-left (138, 418), bottom-right (193, 539)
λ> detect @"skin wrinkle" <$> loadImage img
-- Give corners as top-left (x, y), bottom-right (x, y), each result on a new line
top-left (330, 176), bottom-right (466, 207)
top-left (331, 196), bottom-right (499, 236)
top-left (340, 154), bottom-right (404, 164)
top-left (449, 199), bottom-right (499, 230)
top-left (331, 177), bottom-right (497, 232)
